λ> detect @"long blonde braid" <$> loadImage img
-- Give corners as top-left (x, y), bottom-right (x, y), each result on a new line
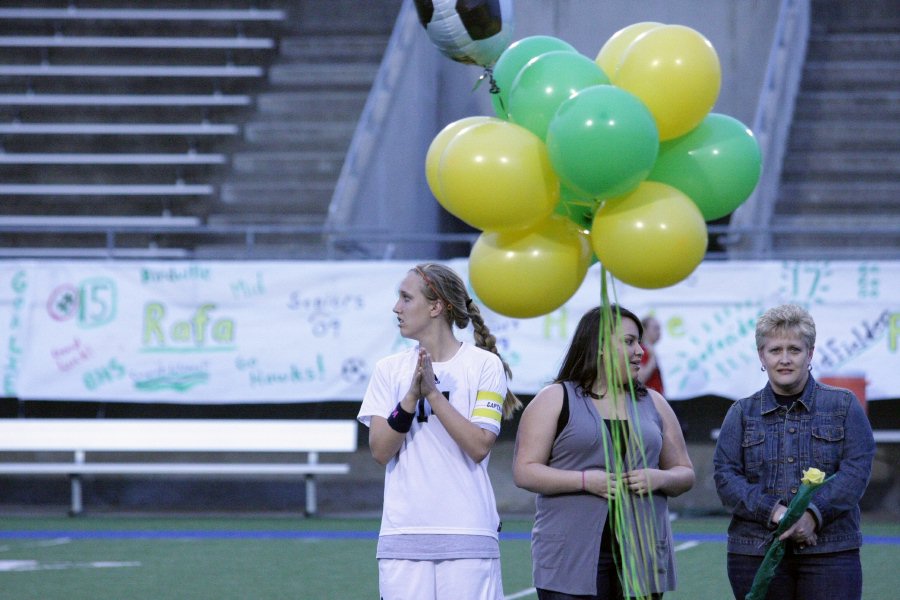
top-left (468, 301), bottom-right (522, 419)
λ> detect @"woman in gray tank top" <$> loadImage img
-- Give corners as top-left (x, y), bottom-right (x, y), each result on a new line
top-left (514, 305), bottom-right (694, 599)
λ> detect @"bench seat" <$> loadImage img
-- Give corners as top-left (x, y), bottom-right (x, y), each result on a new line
top-left (0, 463), bottom-right (349, 476)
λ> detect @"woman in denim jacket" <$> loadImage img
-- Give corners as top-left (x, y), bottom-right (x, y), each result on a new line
top-left (714, 304), bottom-right (875, 600)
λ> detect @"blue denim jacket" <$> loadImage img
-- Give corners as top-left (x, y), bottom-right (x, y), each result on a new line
top-left (713, 376), bottom-right (875, 556)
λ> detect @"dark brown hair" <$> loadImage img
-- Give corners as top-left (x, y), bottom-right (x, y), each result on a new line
top-left (554, 304), bottom-right (647, 398)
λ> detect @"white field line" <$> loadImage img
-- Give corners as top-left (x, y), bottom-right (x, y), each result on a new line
top-left (33, 538), bottom-right (71, 548)
top-left (674, 540), bottom-right (700, 552)
top-left (0, 559), bottom-right (141, 572)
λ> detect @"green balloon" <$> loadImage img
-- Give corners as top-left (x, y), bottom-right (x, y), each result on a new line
top-left (546, 85), bottom-right (659, 199)
top-left (553, 184), bottom-right (598, 230)
top-left (648, 113), bottom-right (762, 220)
top-left (508, 51), bottom-right (610, 140)
top-left (490, 35), bottom-right (577, 118)
top-left (552, 186), bottom-right (600, 265)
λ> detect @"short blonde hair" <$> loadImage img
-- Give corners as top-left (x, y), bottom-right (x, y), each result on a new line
top-left (755, 304), bottom-right (816, 350)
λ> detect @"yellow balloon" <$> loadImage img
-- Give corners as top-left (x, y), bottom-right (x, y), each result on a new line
top-left (591, 181), bottom-right (707, 289)
top-left (595, 21), bottom-right (664, 79)
top-left (469, 215), bottom-right (592, 318)
top-left (425, 116), bottom-right (498, 202)
top-left (613, 25), bottom-right (721, 140)
top-left (439, 120), bottom-right (560, 231)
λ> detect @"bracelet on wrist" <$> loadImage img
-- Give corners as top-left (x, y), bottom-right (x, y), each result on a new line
top-left (386, 401), bottom-right (415, 433)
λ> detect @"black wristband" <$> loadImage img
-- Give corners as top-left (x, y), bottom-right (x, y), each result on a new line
top-left (386, 402), bottom-right (415, 433)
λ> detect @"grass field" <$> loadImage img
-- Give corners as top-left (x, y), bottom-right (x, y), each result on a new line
top-left (0, 515), bottom-right (898, 599)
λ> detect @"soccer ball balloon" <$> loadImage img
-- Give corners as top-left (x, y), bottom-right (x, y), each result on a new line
top-left (413, 0), bottom-right (514, 67)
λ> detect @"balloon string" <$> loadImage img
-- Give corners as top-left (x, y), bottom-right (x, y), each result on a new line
top-left (484, 67), bottom-right (500, 95)
top-left (475, 66), bottom-right (505, 113)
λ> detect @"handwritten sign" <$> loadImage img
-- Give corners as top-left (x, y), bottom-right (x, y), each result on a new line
top-left (0, 260), bottom-right (896, 403)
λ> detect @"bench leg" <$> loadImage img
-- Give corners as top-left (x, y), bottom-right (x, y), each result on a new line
top-left (69, 474), bottom-right (83, 517)
top-left (305, 451), bottom-right (319, 517)
top-left (305, 474), bottom-right (316, 517)
top-left (69, 449), bottom-right (85, 516)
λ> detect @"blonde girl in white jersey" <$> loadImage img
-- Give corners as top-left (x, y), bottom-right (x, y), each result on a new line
top-left (358, 263), bottom-right (521, 600)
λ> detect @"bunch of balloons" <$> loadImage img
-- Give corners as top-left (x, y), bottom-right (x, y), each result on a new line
top-left (424, 21), bottom-right (762, 318)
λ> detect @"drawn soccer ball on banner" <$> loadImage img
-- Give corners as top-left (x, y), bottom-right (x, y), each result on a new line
top-left (412, 0), bottom-right (514, 66)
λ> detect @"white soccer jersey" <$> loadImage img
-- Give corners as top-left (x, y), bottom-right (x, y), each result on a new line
top-left (358, 342), bottom-right (507, 539)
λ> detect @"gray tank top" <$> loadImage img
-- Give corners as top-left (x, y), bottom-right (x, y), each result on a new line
top-left (531, 381), bottom-right (677, 596)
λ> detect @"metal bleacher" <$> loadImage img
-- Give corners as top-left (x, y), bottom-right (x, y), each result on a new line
top-left (728, 0), bottom-right (900, 259)
top-left (0, 1), bottom-right (406, 259)
top-left (0, 3), bottom-right (283, 257)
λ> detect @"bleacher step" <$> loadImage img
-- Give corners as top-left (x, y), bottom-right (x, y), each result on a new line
top-left (781, 151), bottom-right (900, 181)
top-left (255, 91), bottom-right (367, 118)
top-left (218, 180), bottom-right (333, 210)
top-left (282, 0), bottom-right (401, 35)
top-left (243, 120), bottom-right (355, 150)
top-left (230, 151), bottom-right (344, 178)
top-left (793, 91), bottom-right (900, 121)
top-left (807, 33), bottom-right (900, 61)
top-left (775, 181), bottom-right (900, 213)
top-left (268, 62), bottom-right (379, 88)
top-left (801, 61), bottom-right (900, 92)
top-left (0, 215), bottom-right (200, 228)
top-left (811, 0), bottom-right (900, 33)
top-left (279, 35), bottom-right (390, 61)
top-left (788, 122), bottom-right (900, 151)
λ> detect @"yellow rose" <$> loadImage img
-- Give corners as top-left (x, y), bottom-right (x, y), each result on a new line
top-left (801, 467), bottom-right (826, 485)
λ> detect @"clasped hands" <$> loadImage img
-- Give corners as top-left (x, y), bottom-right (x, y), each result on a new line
top-left (583, 468), bottom-right (660, 499)
top-left (775, 506), bottom-right (818, 549)
top-left (403, 347), bottom-right (438, 407)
